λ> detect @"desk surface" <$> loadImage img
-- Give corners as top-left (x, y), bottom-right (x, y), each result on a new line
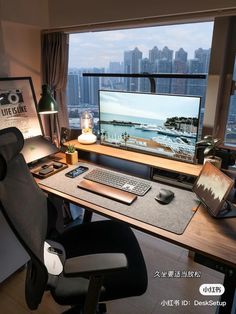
top-left (39, 153), bottom-right (236, 269)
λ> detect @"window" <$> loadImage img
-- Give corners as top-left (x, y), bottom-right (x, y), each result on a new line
top-left (66, 22), bottom-right (214, 136)
top-left (224, 56), bottom-right (236, 146)
top-left (213, 16), bottom-right (236, 148)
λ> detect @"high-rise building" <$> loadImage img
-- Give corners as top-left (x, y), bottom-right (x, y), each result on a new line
top-left (67, 46), bottom-right (210, 129)
top-left (149, 46), bottom-right (161, 72)
top-left (79, 68), bottom-right (104, 107)
top-left (108, 61), bottom-right (124, 89)
top-left (155, 47), bottom-right (173, 93)
top-left (124, 47), bottom-right (142, 91)
top-left (171, 48), bottom-right (188, 94)
top-left (161, 46), bottom-right (173, 61)
top-left (175, 48), bottom-right (187, 62)
top-left (194, 48), bottom-right (211, 73)
top-left (187, 59), bottom-right (206, 106)
top-left (156, 59), bottom-right (172, 93)
top-left (67, 73), bottom-right (79, 106)
top-left (139, 58), bottom-right (153, 92)
top-left (124, 50), bottom-right (132, 90)
top-left (188, 59), bottom-right (203, 74)
top-left (171, 60), bottom-right (188, 94)
top-left (79, 69), bottom-right (89, 105)
top-left (109, 61), bottom-right (123, 73)
top-left (88, 68), bottom-right (104, 106)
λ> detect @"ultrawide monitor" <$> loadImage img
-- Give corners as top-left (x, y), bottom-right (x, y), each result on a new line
top-left (99, 90), bottom-right (201, 163)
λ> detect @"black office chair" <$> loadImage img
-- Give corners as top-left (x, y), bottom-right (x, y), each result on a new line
top-left (0, 127), bottom-right (147, 314)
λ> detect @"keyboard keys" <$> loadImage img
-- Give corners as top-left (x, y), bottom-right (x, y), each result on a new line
top-left (84, 168), bottom-right (151, 196)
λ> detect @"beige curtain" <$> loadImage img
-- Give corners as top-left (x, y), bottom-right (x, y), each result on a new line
top-left (41, 32), bottom-right (69, 145)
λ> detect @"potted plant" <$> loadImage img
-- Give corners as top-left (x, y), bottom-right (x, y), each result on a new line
top-left (65, 144), bottom-right (78, 165)
top-left (196, 135), bottom-right (222, 168)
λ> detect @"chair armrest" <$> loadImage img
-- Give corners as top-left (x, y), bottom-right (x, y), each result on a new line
top-left (64, 253), bottom-right (128, 277)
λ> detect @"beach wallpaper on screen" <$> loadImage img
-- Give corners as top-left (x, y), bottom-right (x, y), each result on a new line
top-left (99, 91), bottom-right (200, 163)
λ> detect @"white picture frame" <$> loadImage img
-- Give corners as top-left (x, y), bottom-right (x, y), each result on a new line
top-left (0, 77), bottom-right (43, 139)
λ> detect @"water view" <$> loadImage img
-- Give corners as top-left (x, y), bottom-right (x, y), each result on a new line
top-left (100, 112), bottom-right (198, 162)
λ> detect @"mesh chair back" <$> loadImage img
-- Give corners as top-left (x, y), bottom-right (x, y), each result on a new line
top-left (0, 127), bottom-right (48, 309)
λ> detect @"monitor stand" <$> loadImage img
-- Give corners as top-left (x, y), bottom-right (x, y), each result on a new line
top-left (216, 201), bottom-right (236, 218)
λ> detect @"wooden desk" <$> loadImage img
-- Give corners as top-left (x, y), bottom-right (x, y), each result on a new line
top-left (39, 179), bottom-right (236, 268)
top-left (40, 151), bottom-right (236, 266)
top-left (39, 152), bottom-right (236, 313)
top-left (65, 141), bottom-right (202, 177)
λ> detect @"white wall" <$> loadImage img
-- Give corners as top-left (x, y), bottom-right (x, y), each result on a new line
top-left (0, 0), bottom-right (49, 99)
top-left (0, 21), bottom-right (42, 97)
top-left (48, 0), bottom-right (236, 28)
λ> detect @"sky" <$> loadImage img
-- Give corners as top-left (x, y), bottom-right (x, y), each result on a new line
top-left (69, 21), bottom-right (213, 69)
top-left (99, 91), bottom-right (200, 120)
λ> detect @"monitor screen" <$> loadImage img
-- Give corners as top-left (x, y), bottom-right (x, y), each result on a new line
top-left (193, 162), bottom-right (234, 217)
top-left (21, 135), bottom-right (59, 164)
top-left (99, 90), bottom-right (201, 163)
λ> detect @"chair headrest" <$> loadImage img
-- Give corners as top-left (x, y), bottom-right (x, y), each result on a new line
top-left (0, 127), bottom-right (24, 164)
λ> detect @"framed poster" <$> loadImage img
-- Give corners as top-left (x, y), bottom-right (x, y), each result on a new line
top-left (0, 77), bottom-right (43, 139)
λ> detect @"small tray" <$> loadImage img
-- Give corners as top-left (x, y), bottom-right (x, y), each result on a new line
top-left (30, 161), bottom-right (68, 179)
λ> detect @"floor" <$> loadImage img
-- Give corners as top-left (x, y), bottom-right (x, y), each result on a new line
top-left (0, 213), bottom-right (233, 314)
top-left (108, 229), bottom-right (225, 314)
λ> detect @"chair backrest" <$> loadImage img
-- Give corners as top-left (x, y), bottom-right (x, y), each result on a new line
top-left (0, 127), bottom-right (48, 309)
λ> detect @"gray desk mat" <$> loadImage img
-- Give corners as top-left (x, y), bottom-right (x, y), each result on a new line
top-left (40, 163), bottom-right (199, 235)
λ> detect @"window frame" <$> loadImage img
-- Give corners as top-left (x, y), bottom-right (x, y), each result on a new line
top-left (213, 16), bottom-right (236, 149)
top-left (64, 14), bottom-right (236, 148)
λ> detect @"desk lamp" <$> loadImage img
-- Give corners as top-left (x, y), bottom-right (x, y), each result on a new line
top-left (37, 84), bottom-right (59, 146)
top-left (78, 111), bottom-right (97, 144)
top-left (37, 85), bottom-right (58, 114)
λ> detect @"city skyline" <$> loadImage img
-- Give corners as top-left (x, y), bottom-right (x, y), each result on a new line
top-left (68, 45), bottom-right (210, 72)
top-left (69, 21), bottom-right (213, 69)
top-left (67, 43), bottom-right (210, 109)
